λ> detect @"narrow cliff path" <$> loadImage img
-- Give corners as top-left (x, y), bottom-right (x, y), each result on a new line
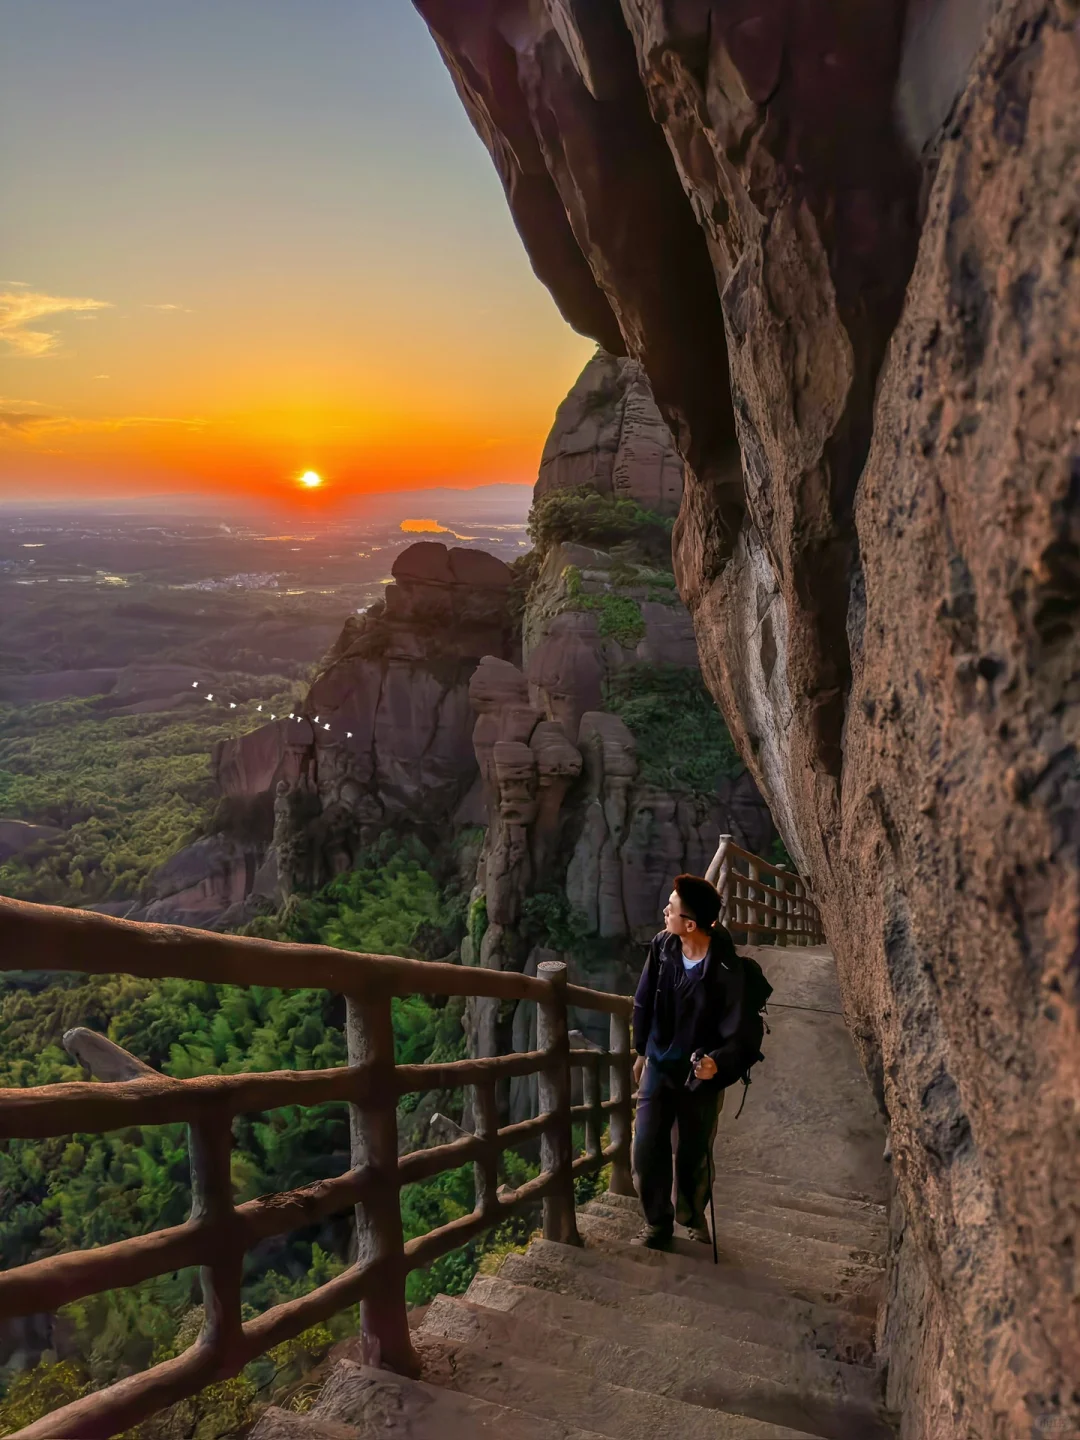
top-left (251, 947), bottom-right (895, 1440)
top-left (714, 945), bottom-right (889, 1203)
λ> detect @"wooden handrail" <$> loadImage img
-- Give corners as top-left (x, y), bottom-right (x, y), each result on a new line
top-left (0, 899), bottom-right (637, 1440)
top-left (0, 828), bottom-right (810, 1438)
top-left (706, 835), bottom-right (826, 947)
top-left (0, 896), bottom-right (634, 1008)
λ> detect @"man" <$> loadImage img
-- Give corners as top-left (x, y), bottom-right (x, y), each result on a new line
top-left (631, 872), bottom-right (745, 1250)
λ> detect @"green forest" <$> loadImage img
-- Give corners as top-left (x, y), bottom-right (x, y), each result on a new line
top-left (0, 685), bottom-right (298, 908)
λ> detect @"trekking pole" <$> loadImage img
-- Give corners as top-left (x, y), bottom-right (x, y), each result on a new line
top-left (688, 1051), bottom-right (720, 1265)
top-left (707, 1144), bottom-right (718, 1265)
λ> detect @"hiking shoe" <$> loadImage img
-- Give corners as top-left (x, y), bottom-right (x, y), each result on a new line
top-left (631, 1226), bottom-right (674, 1251)
top-left (685, 1222), bottom-right (712, 1245)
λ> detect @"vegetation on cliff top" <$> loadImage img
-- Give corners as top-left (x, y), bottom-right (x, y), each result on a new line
top-left (0, 685), bottom-right (298, 908)
top-left (527, 485), bottom-right (673, 564)
top-left (603, 665), bottom-right (744, 792)
top-left (562, 565), bottom-right (649, 649)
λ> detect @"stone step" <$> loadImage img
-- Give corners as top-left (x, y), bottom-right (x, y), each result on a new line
top-left (249, 1409), bottom-right (361, 1440)
top-left (414, 1333), bottom-right (822, 1440)
top-left (461, 1273), bottom-right (889, 1437)
top-left (520, 1237), bottom-right (878, 1338)
top-left (588, 1195), bottom-right (885, 1257)
top-left (292, 1357), bottom-right (606, 1439)
top-left (715, 1197), bottom-right (886, 1249)
top-left (596, 1187), bottom-right (887, 1249)
top-left (576, 1212), bottom-right (884, 1316)
top-left (578, 1198), bottom-right (881, 1267)
top-left (582, 1202), bottom-right (884, 1284)
top-left (712, 1182), bottom-right (887, 1236)
top-left (466, 1271), bottom-right (878, 1391)
top-left (497, 1249), bottom-right (876, 1366)
top-left (599, 1182), bottom-right (883, 1222)
top-left (583, 1199), bottom-right (884, 1272)
top-left (710, 1168), bottom-right (887, 1211)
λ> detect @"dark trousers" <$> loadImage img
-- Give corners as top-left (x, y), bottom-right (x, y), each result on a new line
top-left (632, 1060), bottom-right (723, 1234)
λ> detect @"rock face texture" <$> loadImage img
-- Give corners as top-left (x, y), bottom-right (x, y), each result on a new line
top-left (537, 348), bottom-right (684, 514)
top-left (252, 540), bottom-right (517, 899)
top-left (414, 0), bottom-right (1079, 1434)
top-left (0, 820), bottom-right (62, 866)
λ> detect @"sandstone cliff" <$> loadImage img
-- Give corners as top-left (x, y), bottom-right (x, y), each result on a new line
top-left (537, 348), bottom-right (685, 514)
top-left (412, 2), bottom-right (1079, 1433)
top-left (134, 543), bottom-right (518, 929)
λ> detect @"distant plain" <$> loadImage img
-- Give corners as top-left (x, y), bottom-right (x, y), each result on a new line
top-left (0, 489), bottom-right (530, 905)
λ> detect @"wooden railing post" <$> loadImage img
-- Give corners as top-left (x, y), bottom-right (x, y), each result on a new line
top-left (747, 857), bottom-right (759, 940)
top-left (536, 960), bottom-right (581, 1245)
top-left (472, 1079), bottom-right (499, 1220)
top-left (791, 877), bottom-right (803, 945)
top-left (775, 865), bottom-right (788, 948)
top-left (63, 1029), bottom-right (245, 1372)
top-left (345, 993), bottom-right (417, 1376)
top-left (582, 1056), bottom-right (602, 1165)
top-left (189, 1115), bottom-right (243, 1370)
top-left (607, 1012), bottom-right (635, 1197)
top-left (712, 834), bottom-right (732, 927)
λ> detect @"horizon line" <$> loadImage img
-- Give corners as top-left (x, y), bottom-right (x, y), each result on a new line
top-left (0, 480), bottom-right (535, 513)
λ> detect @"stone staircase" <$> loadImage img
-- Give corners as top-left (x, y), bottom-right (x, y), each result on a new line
top-left (250, 948), bottom-right (897, 1440)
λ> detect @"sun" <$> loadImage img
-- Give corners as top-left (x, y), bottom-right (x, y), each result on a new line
top-left (298, 470), bottom-right (323, 489)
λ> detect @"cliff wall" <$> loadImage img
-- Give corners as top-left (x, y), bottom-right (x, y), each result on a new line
top-left (413, 1), bottom-right (1079, 1433)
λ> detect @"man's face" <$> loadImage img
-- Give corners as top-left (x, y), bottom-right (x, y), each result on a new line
top-left (663, 889), bottom-right (696, 937)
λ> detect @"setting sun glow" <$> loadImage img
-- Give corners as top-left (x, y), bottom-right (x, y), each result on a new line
top-left (0, 7), bottom-right (594, 505)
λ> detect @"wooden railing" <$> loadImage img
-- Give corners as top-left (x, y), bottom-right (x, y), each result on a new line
top-left (0, 898), bottom-right (635, 1440)
top-left (706, 835), bottom-right (826, 946)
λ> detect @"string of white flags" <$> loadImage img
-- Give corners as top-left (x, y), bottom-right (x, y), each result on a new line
top-left (189, 680), bottom-right (353, 739)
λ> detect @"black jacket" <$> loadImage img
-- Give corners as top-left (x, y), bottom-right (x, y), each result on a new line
top-left (632, 927), bottom-right (746, 1079)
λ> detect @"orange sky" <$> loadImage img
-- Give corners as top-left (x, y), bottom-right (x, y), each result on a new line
top-left (0, 2), bottom-right (594, 507)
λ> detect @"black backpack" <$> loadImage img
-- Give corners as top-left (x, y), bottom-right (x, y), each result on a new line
top-left (712, 952), bottom-right (773, 1117)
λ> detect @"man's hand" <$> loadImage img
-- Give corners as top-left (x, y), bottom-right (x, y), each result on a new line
top-left (693, 1053), bottom-right (718, 1081)
top-left (633, 1055), bottom-right (645, 1087)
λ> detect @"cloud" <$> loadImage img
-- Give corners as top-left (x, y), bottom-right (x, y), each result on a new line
top-left (0, 406), bottom-right (207, 439)
top-left (0, 289), bottom-right (112, 357)
top-left (0, 395), bottom-right (46, 431)
top-left (143, 302), bottom-right (193, 313)
top-left (0, 408), bottom-right (46, 432)
top-left (400, 518), bottom-right (448, 534)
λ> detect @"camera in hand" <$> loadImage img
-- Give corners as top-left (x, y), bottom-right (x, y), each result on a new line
top-left (685, 1049), bottom-right (707, 1092)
